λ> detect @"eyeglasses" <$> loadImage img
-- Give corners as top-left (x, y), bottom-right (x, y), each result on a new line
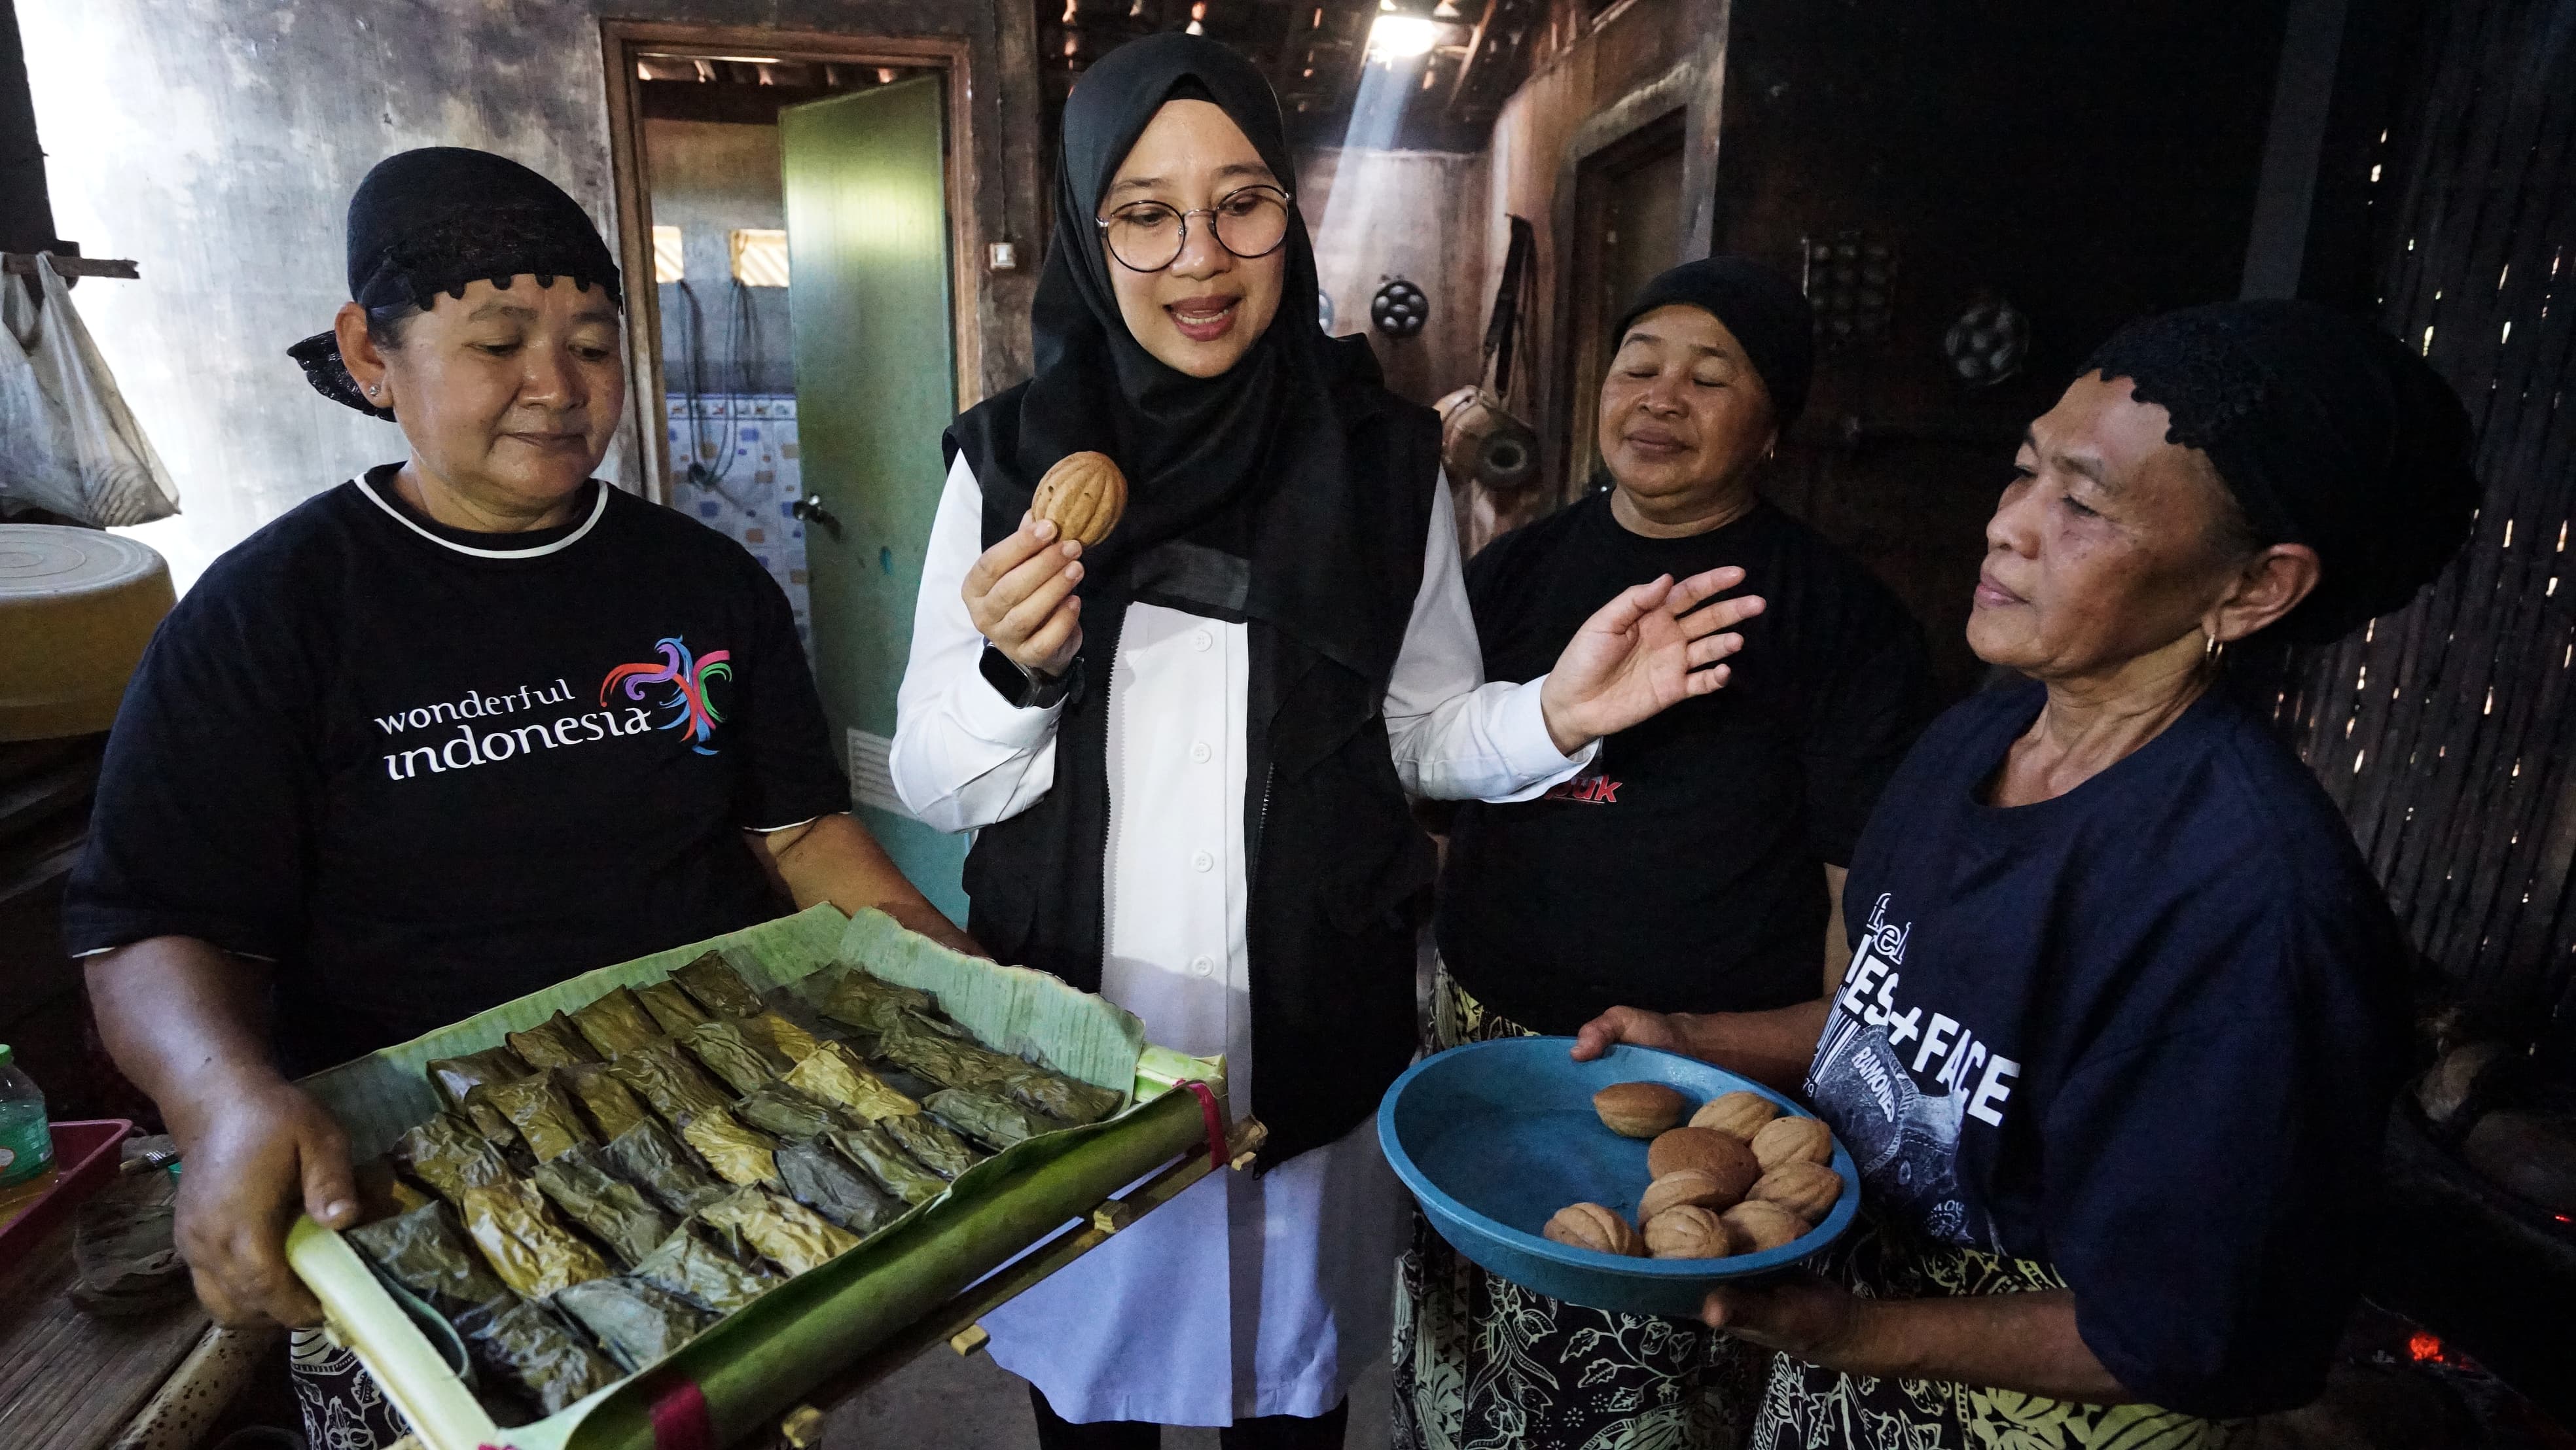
top-left (1095, 186), bottom-right (1295, 273)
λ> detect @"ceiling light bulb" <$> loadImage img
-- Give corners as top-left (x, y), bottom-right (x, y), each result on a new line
top-left (1367, 14), bottom-right (1439, 58)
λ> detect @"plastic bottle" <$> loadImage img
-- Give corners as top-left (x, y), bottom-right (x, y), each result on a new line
top-left (0, 1044), bottom-right (57, 1224)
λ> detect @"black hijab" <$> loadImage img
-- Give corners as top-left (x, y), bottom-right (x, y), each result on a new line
top-left (946, 33), bottom-right (1397, 662)
top-left (2085, 300), bottom-right (2477, 643)
top-left (288, 147), bottom-right (622, 419)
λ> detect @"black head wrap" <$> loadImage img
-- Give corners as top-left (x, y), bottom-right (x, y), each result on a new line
top-left (287, 147), bottom-right (622, 419)
top-left (946, 32), bottom-right (1401, 662)
top-left (1609, 256), bottom-right (1816, 429)
top-left (2084, 300), bottom-right (2478, 643)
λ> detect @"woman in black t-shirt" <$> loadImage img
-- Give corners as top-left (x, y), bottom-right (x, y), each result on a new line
top-left (1396, 259), bottom-right (1931, 1450)
top-left (1573, 301), bottom-right (2478, 1445)
top-left (66, 149), bottom-right (971, 1448)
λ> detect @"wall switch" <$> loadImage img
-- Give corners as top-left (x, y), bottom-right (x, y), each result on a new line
top-left (987, 241), bottom-right (1019, 272)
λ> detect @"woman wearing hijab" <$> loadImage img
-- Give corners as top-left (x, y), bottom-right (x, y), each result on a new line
top-left (1578, 300), bottom-right (2476, 1447)
top-left (68, 147), bottom-right (967, 1448)
top-left (1397, 258), bottom-right (1931, 1449)
top-left (890, 33), bottom-right (1763, 1447)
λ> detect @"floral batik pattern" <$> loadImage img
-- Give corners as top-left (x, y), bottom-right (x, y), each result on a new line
top-left (1749, 1220), bottom-right (2243, 1450)
top-left (1391, 972), bottom-right (1766, 1450)
top-left (290, 1326), bottom-right (412, 1450)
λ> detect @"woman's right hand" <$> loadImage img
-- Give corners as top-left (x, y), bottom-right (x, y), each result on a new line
top-left (170, 1076), bottom-right (359, 1328)
top-left (963, 512), bottom-right (1086, 677)
top-left (1574, 999), bottom-right (1833, 1093)
top-left (1571, 1006), bottom-right (1696, 1062)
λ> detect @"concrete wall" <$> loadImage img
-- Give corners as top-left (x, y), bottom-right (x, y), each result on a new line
top-left (19, 0), bottom-right (1042, 592)
top-left (648, 118), bottom-right (795, 398)
top-left (1297, 144), bottom-right (1490, 408)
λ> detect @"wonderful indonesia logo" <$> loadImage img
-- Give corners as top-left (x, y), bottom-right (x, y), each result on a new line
top-left (372, 637), bottom-right (732, 780)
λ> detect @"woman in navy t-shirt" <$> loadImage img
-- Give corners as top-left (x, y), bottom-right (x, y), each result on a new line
top-left (1574, 300), bottom-right (2478, 1445)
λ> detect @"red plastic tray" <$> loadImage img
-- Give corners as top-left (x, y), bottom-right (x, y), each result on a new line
top-left (0, 1119), bottom-right (136, 1271)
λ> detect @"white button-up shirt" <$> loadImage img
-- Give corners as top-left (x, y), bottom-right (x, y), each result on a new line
top-left (890, 455), bottom-right (1592, 1424)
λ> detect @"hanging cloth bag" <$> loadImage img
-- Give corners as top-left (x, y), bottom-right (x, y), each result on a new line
top-left (1434, 216), bottom-right (1541, 493)
top-left (0, 254), bottom-right (179, 526)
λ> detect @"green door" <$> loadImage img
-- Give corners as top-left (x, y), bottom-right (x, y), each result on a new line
top-left (780, 77), bottom-right (967, 921)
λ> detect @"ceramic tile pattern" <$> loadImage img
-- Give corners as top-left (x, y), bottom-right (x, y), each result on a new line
top-left (666, 393), bottom-right (814, 659)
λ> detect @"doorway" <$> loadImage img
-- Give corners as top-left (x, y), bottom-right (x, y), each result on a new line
top-left (1562, 109), bottom-right (1688, 496)
top-left (601, 24), bottom-right (982, 919)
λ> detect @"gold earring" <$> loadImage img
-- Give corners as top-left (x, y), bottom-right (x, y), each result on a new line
top-left (2203, 632), bottom-right (2227, 669)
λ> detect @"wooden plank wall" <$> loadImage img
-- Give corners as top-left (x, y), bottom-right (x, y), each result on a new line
top-left (2256, 0), bottom-right (2576, 1044)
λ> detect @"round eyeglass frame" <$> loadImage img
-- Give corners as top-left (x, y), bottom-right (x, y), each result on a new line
top-left (1094, 186), bottom-right (1296, 274)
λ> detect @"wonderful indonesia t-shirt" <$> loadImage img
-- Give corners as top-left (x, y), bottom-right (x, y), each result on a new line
top-left (67, 466), bottom-right (849, 1071)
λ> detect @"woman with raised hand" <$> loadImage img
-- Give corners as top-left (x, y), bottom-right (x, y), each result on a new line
top-left (1399, 257), bottom-right (1932, 1450)
top-left (1577, 300), bottom-right (2476, 1448)
top-left (891, 33), bottom-right (1762, 1449)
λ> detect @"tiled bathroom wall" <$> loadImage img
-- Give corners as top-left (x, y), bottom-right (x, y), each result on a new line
top-left (666, 393), bottom-right (813, 658)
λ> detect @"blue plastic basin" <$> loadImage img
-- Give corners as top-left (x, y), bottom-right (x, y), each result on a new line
top-left (1377, 1037), bottom-right (1859, 1318)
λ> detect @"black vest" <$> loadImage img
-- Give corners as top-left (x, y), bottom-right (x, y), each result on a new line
top-left (956, 391), bottom-right (1444, 1166)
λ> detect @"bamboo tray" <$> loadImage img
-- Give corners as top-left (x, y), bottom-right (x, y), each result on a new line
top-left (285, 904), bottom-right (1228, 1450)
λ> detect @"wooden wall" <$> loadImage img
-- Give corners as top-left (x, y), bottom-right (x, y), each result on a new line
top-left (2255, 0), bottom-right (2576, 1046)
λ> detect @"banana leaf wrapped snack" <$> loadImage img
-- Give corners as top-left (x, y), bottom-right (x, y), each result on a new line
top-left (826, 1123), bottom-right (949, 1205)
top-left (733, 1081), bottom-right (849, 1142)
top-left (473, 1073), bottom-right (595, 1163)
top-left (774, 1140), bottom-right (901, 1235)
top-left (393, 1113), bottom-right (514, 1201)
top-left (783, 1041), bottom-right (919, 1122)
top-left (605, 1038), bottom-right (732, 1121)
top-left (346, 1201), bottom-right (511, 1315)
top-left (810, 966), bottom-right (935, 1033)
top-left (890, 1015), bottom-right (1120, 1124)
top-left (569, 987), bottom-right (661, 1058)
top-left (673, 949), bottom-right (766, 1018)
top-left (456, 1178), bottom-right (613, 1300)
top-left (635, 978), bottom-right (711, 1034)
top-left (552, 1277), bottom-right (711, 1372)
top-left (738, 1008), bottom-right (823, 1065)
top-left (874, 1010), bottom-right (1016, 1087)
top-left (883, 1112), bottom-right (986, 1180)
top-left (428, 1046), bottom-right (531, 1107)
top-left (456, 1299), bottom-right (620, 1422)
top-left (429, 1046), bottom-right (533, 1143)
top-left (997, 1067), bottom-right (1122, 1127)
top-left (680, 1018), bottom-right (795, 1096)
top-left (530, 1148), bottom-right (677, 1265)
top-left (351, 1156), bottom-right (436, 1223)
top-left (630, 1224), bottom-right (776, 1316)
top-left (675, 1107), bottom-right (781, 1188)
top-left (558, 1062), bottom-right (654, 1142)
top-left (697, 1186), bottom-right (860, 1275)
top-left (598, 1120), bottom-right (730, 1217)
top-left (504, 1013), bottom-right (598, 1070)
top-left (926, 1088), bottom-right (1064, 1152)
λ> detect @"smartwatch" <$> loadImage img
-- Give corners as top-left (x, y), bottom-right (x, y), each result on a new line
top-left (980, 644), bottom-right (1080, 710)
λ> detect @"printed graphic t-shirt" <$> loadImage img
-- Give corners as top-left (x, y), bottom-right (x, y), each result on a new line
top-left (67, 466), bottom-right (850, 1072)
top-left (1435, 493), bottom-right (1931, 1032)
top-left (1806, 679), bottom-right (2408, 1417)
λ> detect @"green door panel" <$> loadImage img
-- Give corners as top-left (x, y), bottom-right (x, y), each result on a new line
top-left (781, 76), bottom-right (967, 920)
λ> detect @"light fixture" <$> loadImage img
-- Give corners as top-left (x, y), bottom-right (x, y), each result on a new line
top-left (1366, 14), bottom-right (1439, 59)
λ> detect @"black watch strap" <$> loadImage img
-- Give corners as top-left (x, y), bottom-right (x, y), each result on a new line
top-left (979, 644), bottom-right (1079, 709)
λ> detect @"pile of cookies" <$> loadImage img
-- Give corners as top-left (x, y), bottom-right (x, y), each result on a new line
top-left (1543, 1082), bottom-right (1844, 1261)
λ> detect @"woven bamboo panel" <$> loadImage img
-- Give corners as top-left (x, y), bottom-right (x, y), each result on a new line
top-left (2258, 0), bottom-right (2576, 1037)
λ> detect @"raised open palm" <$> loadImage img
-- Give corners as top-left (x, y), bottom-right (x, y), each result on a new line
top-left (1539, 567), bottom-right (1766, 753)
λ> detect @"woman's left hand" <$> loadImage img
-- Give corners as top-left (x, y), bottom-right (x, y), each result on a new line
top-left (1701, 1271), bottom-right (1865, 1359)
top-left (1540, 567), bottom-right (1766, 754)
